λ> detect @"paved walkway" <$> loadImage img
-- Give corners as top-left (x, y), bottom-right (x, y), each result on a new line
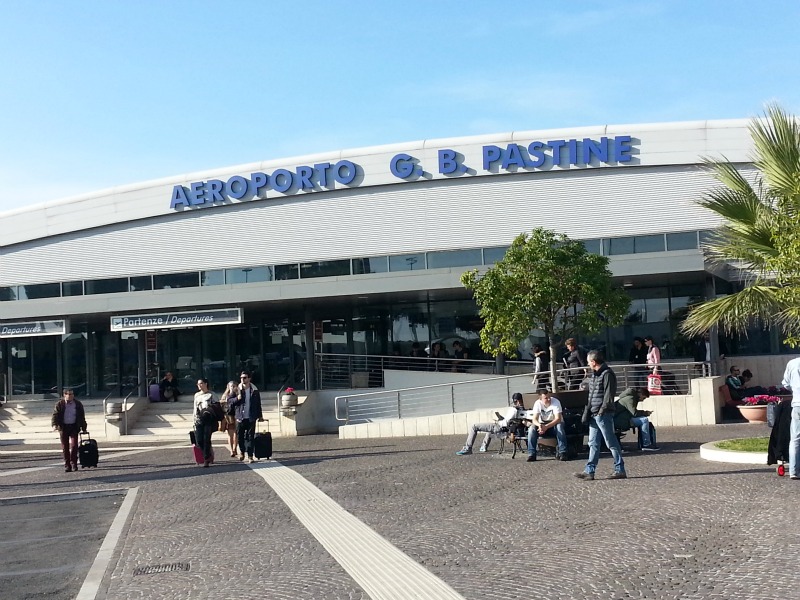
top-left (0, 423), bottom-right (797, 599)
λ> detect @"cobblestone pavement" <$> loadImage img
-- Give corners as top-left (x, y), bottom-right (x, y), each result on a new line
top-left (0, 424), bottom-right (797, 600)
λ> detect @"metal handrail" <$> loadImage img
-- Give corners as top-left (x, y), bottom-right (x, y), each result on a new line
top-left (333, 370), bottom-right (588, 423)
top-left (101, 388), bottom-right (116, 439)
top-left (333, 361), bottom-right (707, 425)
top-left (121, 384), bottom-right (139, 435)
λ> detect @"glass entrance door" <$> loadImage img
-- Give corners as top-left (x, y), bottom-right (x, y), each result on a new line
top-left (7, 336), bottom-right (59, 397)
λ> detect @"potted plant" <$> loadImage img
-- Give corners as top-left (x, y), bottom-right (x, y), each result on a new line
top-left (280, 387), bottom-right (299, 410)
top-left (737, 395), bottom-right (781, 423)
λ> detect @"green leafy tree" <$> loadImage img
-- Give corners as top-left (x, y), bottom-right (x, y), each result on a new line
top-left (681, 104), bottom-right (800, 345)
top-left (461, 228), bottom-right (630, 387)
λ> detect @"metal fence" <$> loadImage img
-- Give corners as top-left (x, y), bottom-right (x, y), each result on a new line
top-left (331, 358), bottom-right (709, 425)
top-left (318, 352), bottom-right (708, 392)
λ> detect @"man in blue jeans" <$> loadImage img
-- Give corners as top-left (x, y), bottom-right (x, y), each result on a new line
top-left (780, 356), bottom-right (800, 480)
top-left (526, 389), bottom-right (568, 462)
top-left (575, 350), bottom-right (627, 481)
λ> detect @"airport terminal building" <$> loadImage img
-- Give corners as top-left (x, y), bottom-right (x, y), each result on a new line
top-left (0, 119), bottom-right (779, 398)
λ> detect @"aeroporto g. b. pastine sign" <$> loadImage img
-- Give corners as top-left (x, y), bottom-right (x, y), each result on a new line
top-left (170, 135), bottom-right (635, 209)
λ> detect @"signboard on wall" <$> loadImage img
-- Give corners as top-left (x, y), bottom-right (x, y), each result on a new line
top-left (145, 330), bottom-right (157, 351)
top-left (110, 308), bottom-right (242, 332)
top-left (0, 320), bottom-right (66, 338)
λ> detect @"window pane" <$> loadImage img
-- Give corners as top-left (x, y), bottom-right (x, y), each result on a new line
top-left (300, 260), bottom-right (351, 279)
top-left (85, 277), bottom-right (128, 295)
top-left (607, 237), bottom-right (634, 255)
top-left (666, 231), bottom-right (698, 250)
top-left (427, 249), bottom-right (483, 269)
top-left (634, 235), bottom-right (664, 253)
top-left (353, 257), bottom-right (389, 274)
top-left (226, 267), bottom-right (272, 284)
top-left (644, 297), bottom-right (670, 322)
top-left (275, 264), bottom-right (299, 280)
top-left (201, 270), bottom-right (225, 286)
top-left (389, 253), bottom-right (425, 271)
top-left (483, 246), bottom-right (508, 264)
top-left (581, 239), bottom-right (602, 255)
top-left (130, 276), bottom-right (152, 291)
top-left (153, 272), bottom-right (199, 289)
top-left (0, 286), bottom-right (18, 301)
top-left (62, 281), bottom-right (83, 296)
top-left (18, 283), bottom-right (61, 299)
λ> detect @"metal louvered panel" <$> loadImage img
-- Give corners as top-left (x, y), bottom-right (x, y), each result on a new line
top-left (1, 164), bottom-right (731, 286)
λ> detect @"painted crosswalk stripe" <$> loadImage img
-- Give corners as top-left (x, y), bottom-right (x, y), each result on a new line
top-left (250, 461), bottom-right (465, 600)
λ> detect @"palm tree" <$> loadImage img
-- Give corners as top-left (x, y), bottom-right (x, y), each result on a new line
top-left (681, 104), bottom-right (800, 344)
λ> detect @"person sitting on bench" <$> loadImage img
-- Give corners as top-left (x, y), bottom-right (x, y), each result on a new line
top-left (613, 387), bottom-right (658, 451)
top-left (525, 389), bottom-right (568, 462)
top-left (456, 392), bottom-right (525, 455)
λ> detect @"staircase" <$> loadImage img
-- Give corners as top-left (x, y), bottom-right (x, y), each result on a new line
top-left (1, 396), bottom-right (288, 444)
top-left (0, 398), bottom-right (109, 444)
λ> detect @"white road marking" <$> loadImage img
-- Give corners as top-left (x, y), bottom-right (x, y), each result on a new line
top-left (76, 487), bottom-right (139, 600)
top-left (250, 461), bottom-right (465, 600)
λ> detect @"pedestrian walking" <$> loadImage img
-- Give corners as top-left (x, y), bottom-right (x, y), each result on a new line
top-left (51, 388), bottom-right (87, 473)
top-left (193, 378), bottom-right (220, 468)
top-left (575, 350), bottom-right (627, 480)
top-left (230, 371), bottom-right (263, 463)
top-left (219, 380), bottom-right (239, 458)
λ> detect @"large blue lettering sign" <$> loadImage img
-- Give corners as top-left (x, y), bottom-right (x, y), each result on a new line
top-left (170, 160), bottom-right (360, 209)
top-left (479, 136), bottom-right (633, 171)
top-left (170, 135), bottom-right (638, 209)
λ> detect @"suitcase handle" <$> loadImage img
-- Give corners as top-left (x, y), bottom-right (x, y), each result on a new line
top-left (257, 419), bottom-right (269, 433)
top-left (79, 431), bottom-right (91, 440)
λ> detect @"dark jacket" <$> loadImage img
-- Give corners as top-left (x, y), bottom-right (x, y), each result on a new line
top-left (51, 399), bottom-right (88, 431)
top-left (767, 399), bottom-right (792, 465)
top-left (613, 388), bottom-right (644, 430)
top-left (231, 384), bottom-right (263, 422)
top-left (585, 363), bottom-right (617, 417)
top-left (628, 345), bottom-right (647, 365)
top-left (563, 347), bottom-right (587, 369)
top-left (159, 377), bottom-right (181, 401)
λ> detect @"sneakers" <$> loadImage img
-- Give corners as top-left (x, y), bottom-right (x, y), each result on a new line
top-left (526, 455), bottom-right (536, 462)
top-left (555, 454), bottom-right (571, 462)
top-left (239, 454), bottom-right (245, 462)
top-left (790, 475), bottom-right (800, 480)
top-left (247, 456), bottom-right (255, 464)
top-left (608, 472), bottom-right (628, 480)
top-left (455, 448), bottom-right (472, 456)
top-left (574, 472), bottom-right (594, 480)
top-left (478, 446), bottom-right (488, 453)
top-left (65, 465), bottom-right (72, 473)
top-left (641, 445), bottom-right (659, 452)
top-left (72, 463), bottom-right (78, 471)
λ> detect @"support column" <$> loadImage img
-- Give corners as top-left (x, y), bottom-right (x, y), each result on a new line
top-left (304, 310), bottom-right (317, 390)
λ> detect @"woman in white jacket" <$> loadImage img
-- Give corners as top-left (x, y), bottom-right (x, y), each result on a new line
top-left (193, 378), bottom-right (220, 468)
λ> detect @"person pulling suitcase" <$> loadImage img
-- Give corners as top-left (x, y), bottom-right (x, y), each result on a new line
top-left (229, 371), bottom-right (264, 464)
top-left (51, 388), bottom-right (88, 473)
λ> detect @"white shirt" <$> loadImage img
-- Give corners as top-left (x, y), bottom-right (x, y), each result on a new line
top-left (532, 397), bottom-right (563, 424)
top-left (781, 357), bottom-right (800, 407)
top-left (497, 405), bottom-right (522, 427)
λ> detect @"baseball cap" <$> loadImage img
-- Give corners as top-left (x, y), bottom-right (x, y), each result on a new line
top-left (512, 392), bottom-right (523, 402)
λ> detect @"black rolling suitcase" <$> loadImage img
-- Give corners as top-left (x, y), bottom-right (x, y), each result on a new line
top-left (78, 431), bottom-right (99, 468)
top-left (253, 420), bottom-right (272, 460)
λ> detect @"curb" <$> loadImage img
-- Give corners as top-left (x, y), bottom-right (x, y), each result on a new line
top-left (699, 441), bottom-right (768, 464)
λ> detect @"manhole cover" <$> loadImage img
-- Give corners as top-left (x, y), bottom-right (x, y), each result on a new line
top-left (133, 562), bottom-right (191, 576)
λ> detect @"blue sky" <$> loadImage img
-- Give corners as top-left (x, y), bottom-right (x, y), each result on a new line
top-left (1, 1), bottom-right (799, 213)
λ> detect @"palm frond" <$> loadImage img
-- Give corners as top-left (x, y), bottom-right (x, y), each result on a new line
top-left (680, 285), bottom-right (782, 337)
